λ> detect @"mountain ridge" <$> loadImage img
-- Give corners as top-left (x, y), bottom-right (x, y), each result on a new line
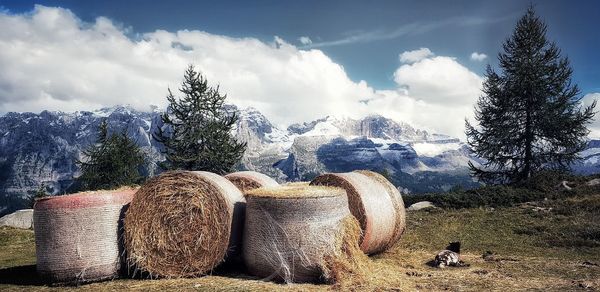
top-left (1, 105), bottom-right (599, 215)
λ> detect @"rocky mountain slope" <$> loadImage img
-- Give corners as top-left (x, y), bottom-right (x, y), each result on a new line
top-left (1, 105), bottom-right (599, 215)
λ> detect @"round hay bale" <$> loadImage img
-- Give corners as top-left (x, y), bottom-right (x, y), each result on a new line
top-left (124, 170), bottom-right (245, 278)
top-left (224, 171), bottom-right (279, 193)
top-left (354, 170), bottom-right (406, 249)
top-left (310, 172), bottom-right (398, 254)
top-left (243, 185), bottom-right (365, 283)
top-left (33, 187), bottom-right (137, 284)
top-left (283, 181), bottom-right (310, 187)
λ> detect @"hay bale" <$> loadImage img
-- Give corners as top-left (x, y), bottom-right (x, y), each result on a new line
top-left (124, 171), bottom-right (245, 278)
top-left (354, 170), bottom-right (406, 249)
top-left (243, 185), bottom-right (366, 284)
top-left (283, 181), bottom-right (310, 187)
top-left (224, 171), bottom-right (279, 193)
top-left (33, 187), bottom-right (137, 284)
top-left (310, 172), bottom-right (398, 254)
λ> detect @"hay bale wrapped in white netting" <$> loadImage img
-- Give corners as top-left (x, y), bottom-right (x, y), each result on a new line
top-left (310, 172), bottom-right (400, 254)
top-left (243, 185), bottom-right (367, 284)
top-left (224, 171), bottom-right (279, 193)
top-left (124, 171), bottom-right (245, 278)
top-left (33, 187), bottom-right (138, 284)
top-left (355, 170), bottom-right (406, 247)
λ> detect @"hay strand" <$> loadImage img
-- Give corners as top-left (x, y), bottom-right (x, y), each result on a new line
top-left (310, 172), bottom-right (398, 254)
top-left (355, 170), bottom-right (406, 249)
top-left (123, 171), bottom-right (245, 278)
top-left (224, 171), bottom-right (279, 193)
top-left (243, 185), bottom-right (366, 284)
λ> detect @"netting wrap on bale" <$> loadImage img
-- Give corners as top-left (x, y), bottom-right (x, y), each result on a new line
top-left (310, 172), bottom-right (400, 254)
top-left (224, 171), bottom-right (279, 193)
top-left (124, 171), bottom-right (245, 278)
top-left (355, 170), bottom-right (406, 247)
top-left (33, 187), bottom-right (137, 284)
top-left (243, 185), bottom-right (366, 284)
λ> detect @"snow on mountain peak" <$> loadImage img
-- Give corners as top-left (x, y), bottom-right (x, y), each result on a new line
top-left (299, 118), bottom-right (342, 137)
top-left (411, 142), bottom-right (463, 157)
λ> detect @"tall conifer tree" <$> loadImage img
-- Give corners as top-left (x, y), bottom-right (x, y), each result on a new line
top-left (465, 7), bottom-right (596, 184)
top-left (76, 120), bottom-right (146, 190)
top-left (153, 65), bottom-right (246, 173)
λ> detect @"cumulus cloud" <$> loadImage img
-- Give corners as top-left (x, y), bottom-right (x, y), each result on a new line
top-left (394, 55), bottom-right (483, 105)
top-left (0, 5), bottom-right (484, 139)
top-left (470, 52), bottom-right (487, 61)
top-left (399, 48), bottom-right (434, 64)
top-left (298, 36), bottom-right (312, 45)
top-left (363, 52), bottom-right (484, 138)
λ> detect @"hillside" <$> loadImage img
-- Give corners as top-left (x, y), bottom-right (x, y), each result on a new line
top-left (3, 105), bottom-right (600, 216)
top-left (1, 194), bottom-right (599, 291)
top-left (0, 105), bottom-right (478, 215)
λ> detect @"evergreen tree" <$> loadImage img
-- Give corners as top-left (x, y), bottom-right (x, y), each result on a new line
top-left (465, 7), bottom-right (596, 184)
top-left (76, 120), bottom-right (146, 190)
top-left (153, 65), bottom-right (246, 173)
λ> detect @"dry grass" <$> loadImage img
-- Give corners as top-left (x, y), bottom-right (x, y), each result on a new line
top-left (124, 171), bottom-right (233, 278)
top-left (321, 216), bottom-right (369, 289)
top-left (311, 172), bottom-right (399, 254)
top-left (0, 227), bottom-right (35, 269)
top-left (224, 171), bottom-right (279, 193)
top-left (282, 182), bottom-right (310, 187)
top-left (243, 189), bottom-right (358, 284)
top-left (2, 194), bottom-right (599, 291)
top-left (354, 170), bottom-right (407, 250)
top-left (64, 186), bottom-right (139, 196)
top-left (245, 185), bottom-right (344, 198)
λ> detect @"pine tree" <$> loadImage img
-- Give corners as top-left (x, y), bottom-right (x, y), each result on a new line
top-left (76, 120), bottom-right (146, 191)
top-left (153, 65), bottom-right (246, 173)
top-left (465, 7), bottom-right (596, 185)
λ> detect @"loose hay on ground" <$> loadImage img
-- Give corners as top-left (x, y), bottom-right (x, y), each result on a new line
top-left (224, 171), bottom-right (279, 193)
top-left (243, 185), bottom-right (368, 285)
top-left (310, 172), bottom-right (399, 254)
top-left (33, 187), bottom-right (137, 284)
top-left (124, 171), bottom-right (245, 278)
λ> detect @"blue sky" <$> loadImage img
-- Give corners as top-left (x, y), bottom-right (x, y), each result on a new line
top-left (3, 0), bottom-right (598, 90)
top-left (0, 1), bottom-right (599, 138)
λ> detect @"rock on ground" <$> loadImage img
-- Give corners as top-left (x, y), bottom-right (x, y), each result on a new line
top-left (407, 201), bottom-right (436, 211)
top-left (0, 209), bottom-right (33, 229)
top-left (587, 178), bottom-right (600, 186)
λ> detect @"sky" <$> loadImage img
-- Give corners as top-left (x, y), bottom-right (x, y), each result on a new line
top-left (0, 0), bottom-right (599, 139)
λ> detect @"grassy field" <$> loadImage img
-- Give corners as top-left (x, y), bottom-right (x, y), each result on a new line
top-left (1, 195), bottom-right (599, 291)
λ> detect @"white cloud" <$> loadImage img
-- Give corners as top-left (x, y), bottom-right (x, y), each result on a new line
top-left (307, 14), bottom-right (516, 48)
top-left (583, 93), bottom-right (600, 138)
top-left (399, 48), bottom-right (434, 64)
top-left (394, 55), bottom-right (483, 105)
top-left (385, 52), bottom-right (483, 138)
top-left (0, 6), bottom-right (485, 140)
top-left (298, 36), bottom-right (312, 45)
top-left (470, 52), bottom-right (487, 61)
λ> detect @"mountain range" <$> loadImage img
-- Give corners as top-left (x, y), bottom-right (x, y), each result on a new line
top-left (1, 105), bottom-right (599, 216)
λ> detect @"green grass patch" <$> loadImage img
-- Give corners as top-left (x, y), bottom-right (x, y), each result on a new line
top-left (404, 171), bottom-right (600, 209)
top-left (0, 227), bottom-right (36, 269)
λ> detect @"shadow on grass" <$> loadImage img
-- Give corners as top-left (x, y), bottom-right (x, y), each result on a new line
top-left (0, 265), bottom-right (44, 286)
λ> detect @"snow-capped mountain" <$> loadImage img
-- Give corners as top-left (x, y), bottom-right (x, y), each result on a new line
top-left (1, 105), bottom-right (599, 215)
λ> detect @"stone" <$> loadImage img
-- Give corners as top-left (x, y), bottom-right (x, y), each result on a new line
top-left (0, 209), bottom-right (33, 229)
top-left (407, 201), bottom-right (436, 211)
top-left (586, 178), bottom-right (600, 186)
top-left (557, 180), bottom-right (573, 191)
